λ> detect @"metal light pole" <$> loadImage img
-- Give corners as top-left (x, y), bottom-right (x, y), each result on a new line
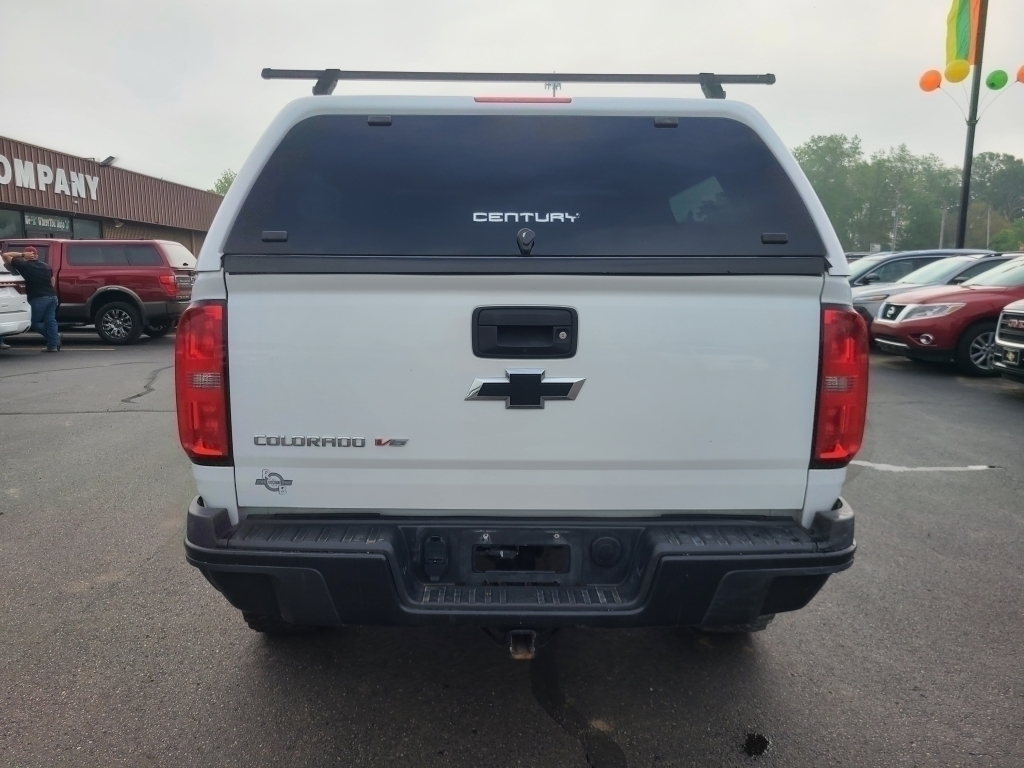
top-left (955, 0), bottom-right (990, 248)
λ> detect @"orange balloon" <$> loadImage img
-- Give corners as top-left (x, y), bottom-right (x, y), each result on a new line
top-left (919, 70), bottom-right (942, 92)
top-left (1018, 65), bottom-right (1024, 83)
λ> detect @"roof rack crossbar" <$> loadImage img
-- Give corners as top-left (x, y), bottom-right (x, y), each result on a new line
top-left (260, 69), bottom-right (776, 99)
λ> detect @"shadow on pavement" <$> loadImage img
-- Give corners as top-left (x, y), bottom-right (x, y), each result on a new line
top-left (208, 623), bottom-right (777, 767)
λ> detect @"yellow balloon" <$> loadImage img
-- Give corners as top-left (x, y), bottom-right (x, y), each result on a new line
top-left (945, 59), bottom-right (970, 83)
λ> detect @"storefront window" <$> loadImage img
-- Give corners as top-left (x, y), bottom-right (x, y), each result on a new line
top-left (24, 212), bottom-right (72, 238)
top-left (72, 218), bottom-right (102, 239)
top-left (0, 208), bottom-right (23, 239)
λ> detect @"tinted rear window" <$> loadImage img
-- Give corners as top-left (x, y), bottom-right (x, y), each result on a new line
top-left (226, 114), bottom-right (824, 257)
top-left (160, 242), bottom-right (197, 269)
top-left (2, 244), bottom-right (51, 264)
top-left (67, 244), bottom-right (163, 267)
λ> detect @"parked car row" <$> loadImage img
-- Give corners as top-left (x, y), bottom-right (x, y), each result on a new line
top-left (0, 239), bottom-right (194, 346)
top-left (852, 251), bottom-right (1009, 321)
top-left (862, 253), bottom-right (1024, 376)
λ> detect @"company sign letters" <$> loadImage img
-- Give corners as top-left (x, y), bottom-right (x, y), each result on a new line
top-left (0, 154), bottom-right (99, 200)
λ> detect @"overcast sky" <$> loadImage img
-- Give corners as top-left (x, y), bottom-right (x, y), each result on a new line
top-left (2, 0), bottom-right (1022, 190)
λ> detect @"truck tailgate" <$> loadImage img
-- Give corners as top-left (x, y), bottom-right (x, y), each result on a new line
top-left (227, 272), bottom-right (822, 514)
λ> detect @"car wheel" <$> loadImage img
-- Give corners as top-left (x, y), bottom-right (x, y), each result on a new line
top-left (955, 322), bottom-right (999, 377)
top-left (242, 612), bottom-right (317, 635)
top-left (143, 319), bottom-right (174, 338)
top-left (94, 302), bottom-right (144, 345)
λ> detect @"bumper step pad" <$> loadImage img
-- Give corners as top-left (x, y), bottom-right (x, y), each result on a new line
top-left (226, 519), bottom-right (818, 555)
top-left (186, 501), bottom-right (855, 627)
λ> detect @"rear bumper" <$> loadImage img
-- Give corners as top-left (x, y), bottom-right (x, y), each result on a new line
top-left (994, 345), bottom-right (1024, 383)
top-left (184, 498), bottom-right (856, 628)
top-left (871, 318), bottom-right (958, 361)
top-left (873, 333), bottom-right (952, 361)
top-left (0, 316), bottom-right (31, 337)
top-left (142, 300), bottom-right (189, 322)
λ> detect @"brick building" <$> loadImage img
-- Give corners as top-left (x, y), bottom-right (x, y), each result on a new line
top-left (0, 136), bottom-right (221, 254)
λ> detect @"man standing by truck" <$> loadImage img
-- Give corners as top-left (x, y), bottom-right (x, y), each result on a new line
top-left (1, 246), bottom-right (61, 352)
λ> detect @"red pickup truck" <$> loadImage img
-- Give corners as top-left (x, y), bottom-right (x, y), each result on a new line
top-left (0, 239), bottom-right (194, 344)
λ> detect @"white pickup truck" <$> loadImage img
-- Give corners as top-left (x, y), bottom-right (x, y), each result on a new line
top-left (178, 72), bottom-right (868, 652)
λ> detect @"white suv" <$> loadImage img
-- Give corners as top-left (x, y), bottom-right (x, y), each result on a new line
top-left (0, 262), bottom-right (31, 345)
top-left (176, 71), bottom-right (868, 652)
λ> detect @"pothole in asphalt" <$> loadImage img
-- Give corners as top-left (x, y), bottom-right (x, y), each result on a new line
top-left (743, 733), bottom-right (769, 757)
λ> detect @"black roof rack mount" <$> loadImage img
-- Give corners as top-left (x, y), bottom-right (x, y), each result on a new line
top-left (260, 69), bottom-right (776, 99)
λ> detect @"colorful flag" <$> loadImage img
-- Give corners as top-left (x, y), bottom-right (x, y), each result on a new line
top-left (946, 0), bottom-right (982, 64)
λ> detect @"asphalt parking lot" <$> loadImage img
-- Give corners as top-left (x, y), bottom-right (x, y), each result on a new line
top-left (2, 332), bottom-right (1023, 767)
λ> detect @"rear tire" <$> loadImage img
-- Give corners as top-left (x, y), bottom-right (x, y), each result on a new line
top-left (242, 612), bottom-right (317, 635)
top-left (143, 319), bottom-right (173, 338)
top-left (696, 614), bottom-right (775, 633)
top-left (94, 301), bottom-right (144, 345)
top-left (955, 322), bottom-right (999, 377)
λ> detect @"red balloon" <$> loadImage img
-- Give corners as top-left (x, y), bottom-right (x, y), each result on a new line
top-left (920, 70), bottom-right (942, 92)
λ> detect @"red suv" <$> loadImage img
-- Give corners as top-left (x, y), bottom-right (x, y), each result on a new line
top-left (871, 254), bottom-right (1024, 375)
top-left (0, 239), bottom-right (194, 345)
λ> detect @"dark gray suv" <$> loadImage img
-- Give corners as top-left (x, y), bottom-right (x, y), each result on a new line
top-left (847, 249), bottom-right (993, 288)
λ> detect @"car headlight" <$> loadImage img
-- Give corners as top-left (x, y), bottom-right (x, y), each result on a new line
top-left (856, 293), bottom-right (890, 303)
top-left (901, 303), bottom-right (966, 321)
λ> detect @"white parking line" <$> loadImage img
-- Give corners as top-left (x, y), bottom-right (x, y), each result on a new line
top-left (851, 460), bottom-right (995, 472)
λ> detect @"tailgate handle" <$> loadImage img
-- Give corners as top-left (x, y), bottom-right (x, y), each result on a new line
top-left (473, 306), bottom-right (578, 359)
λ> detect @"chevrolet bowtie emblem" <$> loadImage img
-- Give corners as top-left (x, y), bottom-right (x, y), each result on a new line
top-left (465, 368), bottom-right (585, 409)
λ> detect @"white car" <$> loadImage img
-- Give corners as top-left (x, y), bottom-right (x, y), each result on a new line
top-left (177, 71), bottom-right (867, 651)
top-left (0, 263), bottom-right (31, 344)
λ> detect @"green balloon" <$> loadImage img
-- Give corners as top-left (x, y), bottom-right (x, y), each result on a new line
top-left (986, 70), bottom-right (1009, 90)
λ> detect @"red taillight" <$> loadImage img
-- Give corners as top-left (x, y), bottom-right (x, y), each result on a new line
top-left (7, 281), bottom-right (27, 295)
top-left (158, 274), bottom-right (178, 295)
top-left (175, 301), bottom-right (231, 464)
top-left (812, 305), bottom-right (869, 468)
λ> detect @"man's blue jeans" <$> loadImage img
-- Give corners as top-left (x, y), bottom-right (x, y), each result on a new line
top-left (28, 295), bottom-right (60, 350)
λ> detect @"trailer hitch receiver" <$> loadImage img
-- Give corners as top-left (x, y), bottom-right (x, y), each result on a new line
top-left (508, 629), bottom-right (538, 660)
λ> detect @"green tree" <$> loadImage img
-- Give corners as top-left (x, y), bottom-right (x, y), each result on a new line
top-left (852, 146), bottom-right (917, 250)
top-left (889, 151), bottom-right (960, 250)
top-left (990, 218), bottom-right (1024, 251)
top-left (971, 153), bottom-right (1024, 221)
top-left (965, 203), bottom-right (1011, 249)
top-left (793, 135), bottom-right (865, 247)
top-left (791, 136), bottom-right (1022, 252)
top-left (209, 169), bottom-right (237, 196)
